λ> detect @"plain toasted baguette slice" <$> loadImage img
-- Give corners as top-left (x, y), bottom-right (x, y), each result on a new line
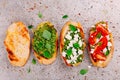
top-left (60, 21), bottom-right (86, 66)
top-left (33, 22), bottom-right (58, 65)
top-left (89, 22), bottom-right (114, 68)
top-left (4, 22), bottom-right (30, 66)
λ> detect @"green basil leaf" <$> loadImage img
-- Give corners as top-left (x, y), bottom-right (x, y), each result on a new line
top-left (96, 33), bottom-right (101, 39)
top-left (43, 51), bottom-right (52, 59)
top-left (66, 49), bottom-right (72, 56)
top-left (42, 30), bottom-right (51, 40)
top-left (32, 58), bottom-right (36, 64)
top-left (28, 25), bottom-right (33, 29)
top-left (69, 24), bottom-right (77, 32)
top-left (62, 15), bottom-right (68, 19)
top-left (38, 12), bottom-right (42, 18)
top-left (73, 42), bottom-right (79, 48)
top-left (80, 69), bottom-right (88, 75)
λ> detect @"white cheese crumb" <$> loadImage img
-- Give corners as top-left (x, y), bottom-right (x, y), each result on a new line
top-left (78, 40), bottom-right (82, 47)
top-left (91, 25), bottom-right (95, 28)
top-left (90, 49), bottom-right (94, 54)
top-left (102, 24), bottom-right (106, 27)
top-left (78, 29), bottom-right (80, 32)
top-left (62, 52), bottom-right (66, 57)
top-left (65, 34), bottom-right (72, 40)
top-left (108, 42), bottom-right (112, 47)
top-left (103, 48), bottom-right (107, 53)
top-left (72, 48), bottom-right (77, 53)
top-left (78, 50), bottom-right (83, 55)
top-left (88, 65), bottom-right (91, 69)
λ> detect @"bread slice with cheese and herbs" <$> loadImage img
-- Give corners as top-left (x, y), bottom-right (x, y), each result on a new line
top-left (88, 21), bottom-right (114, 67)
top-left (60, 21), bottom-right (86, 66)
top-left (32, 21), bottom-right (58, 65)
top-left (4, 22), bottom-right (30, 66)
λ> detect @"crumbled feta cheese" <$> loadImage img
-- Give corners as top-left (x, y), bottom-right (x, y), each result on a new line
top-left (103, 48), bottom-right (107, 53)
top-left (78, 40), bottom-right (82, 47)
top-left (74, 37), bottom-right (79, 42)
top-left (74, 34), bottom-right (79, 39)
top-left (90, 49), bottom-right (94, 54)
top-left (78, 50), bottom-right (83, 55)
top-left (62, 52), bottom-right (66, 57)
top-left (96, 38), bottom-right (99, 43)
top-left (108, 42), bottom-right (112, 47)
top-left (91, 25), bottom-right (95, 28)
top-left (74, 31), bottom-right (77, 33)
top-left (102, 24), bottom-right (106, 27)
top-left (65, 34), bottom-right (72, 40)
top-left (70, 55), bottom-right (78, 61)
top-left (106, 35), bottom-right (110, 40)
top-left (72, 48), bottom-right (77, 53)
top-left (66, 60), bottom-right (72, 63)
top-left (78, 29), bottom-right (80, 32)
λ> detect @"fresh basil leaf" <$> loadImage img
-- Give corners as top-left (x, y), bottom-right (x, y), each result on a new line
top-left (73, 42), bottom-right (79, 48)
top-left (27, 68), bottom-right (31, 73)
top-left (62, 15), bottom-right (68, 19)
top-left (66, 49), bottom-right (72, 56)
top-left (96, 33), bottom-right (101, 39)
top-left (80, 69), bottom-right (88, 75)
top-left (38, 12), bottom-right (42, 18)
top-left (43, 51), bottom-right (52, 59)
top-left (42, 30), bottom-right (51, 40)
top-left (98, 42), bottom-right (102, 46)
top-left (69, 24), bottom-right (77, 32)
top-left (28, 25), bottom-right (33, 29)
top-left (32, 58), bottom-right (36, 64)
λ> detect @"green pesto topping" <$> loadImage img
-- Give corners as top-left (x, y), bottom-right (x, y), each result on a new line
top-left (33, 22), bottom-right (56, 59)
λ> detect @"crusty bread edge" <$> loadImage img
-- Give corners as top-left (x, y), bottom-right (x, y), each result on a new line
top-left (60, 21), bottom-right (86, 66)
top-left (33, 22), bottom-right (58, 65)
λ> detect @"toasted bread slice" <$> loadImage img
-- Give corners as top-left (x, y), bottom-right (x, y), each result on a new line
top-left (33, 22), bottom-right (58, 65)
top-left (88, 21), bottom-right (114, 67)
top-left (4, 22), bottom-right (30, 66)
top-left (60, 21), bottom-right (86, 66)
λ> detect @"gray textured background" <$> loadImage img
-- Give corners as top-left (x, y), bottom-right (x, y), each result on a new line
top-left (0, 0), bottom-right (120, 80)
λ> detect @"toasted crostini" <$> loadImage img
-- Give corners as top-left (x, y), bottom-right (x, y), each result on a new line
top-left (32, 22), bottom-right (58, 65)
top-left (60, 21), bottom-right (86, 66)
top-left (4, 22), bottom-right (30, 66)
top-left (88, 21), bottom-right (114, 67)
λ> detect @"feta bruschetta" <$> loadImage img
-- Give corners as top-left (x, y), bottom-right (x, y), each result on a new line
top-left (88, 21), bottom-right (114, 67)
top-left (60, 21), bottom-right (86, 66)
top-left (32, 22), bottom-right (58, 65)
top-left (4, 22), bottom-right (30, 66)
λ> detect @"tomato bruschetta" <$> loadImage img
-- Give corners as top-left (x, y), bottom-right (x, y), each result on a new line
top-left (88, 21), bottom-right (114, 67)
top-left (60, 21), bottom-right (86, 66)
top-left (32, 22), bottom-right (58, 65)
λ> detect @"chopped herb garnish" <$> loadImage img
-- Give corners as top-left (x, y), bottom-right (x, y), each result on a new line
top-left (27, 68), bottom-right (31, 73)
top-left (66, 48), bottom-right (72, 56)
top-left (43, 51), bottom-right (52, 59)
top-left (32, 58), bottom-right (36, 64)
top-left (38, 12), bottom-right (42, 18)
top-left (73, 42), bottom-right (79, 49)
top-left (104, 47), bottom-right (110, 56)
top-left (96, 33), bottom-right (101, 39)
top-left (62, 15), bottom-right (68, 19)
top-left (80, 69), bottom-right (88, 75)
top-left (98, 42), bottom-right (102, 46)
top-left (42, 30), bottom-right (51, 40)
top-left (28, 25), bottom-right (33, 29)
top-left (69, 24), bottom-right (77, 32)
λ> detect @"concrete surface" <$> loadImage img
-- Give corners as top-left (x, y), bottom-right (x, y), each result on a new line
top-left (0, 0), bottom-right (120, 80)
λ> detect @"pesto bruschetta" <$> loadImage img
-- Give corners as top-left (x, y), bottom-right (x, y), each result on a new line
top-left (32, 22), bottom-right (58, 65)
top-left (88, 21), bottom-right (114, 67)
top-left (60, 21), bottom-right (86, 66)
top-left (4, 22), bottom-right (30, 66)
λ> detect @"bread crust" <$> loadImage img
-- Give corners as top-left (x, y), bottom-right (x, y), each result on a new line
top-left (4, 22), bottom-right (30, 66)
top-left (60, 21), bottom-right (86, 66)
top-left (89, 22), bottom-right (114, 68)
top-left (33, 22), bottom-right (58, 65)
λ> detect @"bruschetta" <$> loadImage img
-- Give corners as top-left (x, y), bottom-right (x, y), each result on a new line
top-left (4, 22), bottom-right (30, 66)
top-left (88, 21), bottom-right (114, 67)
top-left (60, 21), bottom-right (86, 66)
top-left (32, 21), bottom-right (58, 65)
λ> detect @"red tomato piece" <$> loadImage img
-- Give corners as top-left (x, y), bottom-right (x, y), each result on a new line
top-left (89, 31), bottom-right (98, 45)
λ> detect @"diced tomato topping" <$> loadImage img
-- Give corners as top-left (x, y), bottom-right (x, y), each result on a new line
top-left (89, 31), bottom-right (98, 45)
top-left (94, 51), bottom-right (106, 61)
top-left (96, 25), bottom-right (109, 36)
